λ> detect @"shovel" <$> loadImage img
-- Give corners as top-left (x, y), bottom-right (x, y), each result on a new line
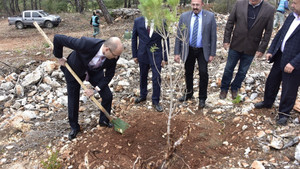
top-left (33, 22), bottom-right (129, 134)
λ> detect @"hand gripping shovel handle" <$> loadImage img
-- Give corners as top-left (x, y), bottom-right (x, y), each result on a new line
top-left (33, 22), bottom-right (113, 122)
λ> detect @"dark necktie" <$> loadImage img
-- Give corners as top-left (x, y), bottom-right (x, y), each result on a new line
top-left (191, 14), bottom-right (199, 47)
top-left (147, 25), bottom-right (150, 35)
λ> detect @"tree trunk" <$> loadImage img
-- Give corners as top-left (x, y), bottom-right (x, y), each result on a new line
top-left (124, 0), bottom-right (127, 8)
top-left (74, 0), bottom-right (79, 12)
top-left (10, 0), bottom-right (15, 15)
top-left (79, 0), bottom-right (85, 13)
top-left (97, 0), bottom-right (113, 24)
top-left (39, 0), bottom-right (41, 9)
top-left (15, 0), bottom-right (20, 12)
top-left (30, 0), bottom-right (33, 9)
top-left (23, 0), bottom-right (26, 10)
top-left (34, 0), bottom-right (37, 9)
top-left (128, 0), bottom-right (131, 8)
top-left (3, 0), bottom-right (12, 16)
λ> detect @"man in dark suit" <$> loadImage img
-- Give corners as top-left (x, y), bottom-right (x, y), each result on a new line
top-left (219, 0), bottom-right (275, 100)
top-left (132, 16), bottom-right (169, 112)
top-left (174, 0), bottom-right (217, 108)
top-left (255, 0), bottom-right (300, 126)
top-left (53, 34), bottom-right (124, 140)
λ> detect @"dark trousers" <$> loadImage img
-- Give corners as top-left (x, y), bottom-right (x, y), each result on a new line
top-left (62, 67), bottom-right (112, 131)
top-left (263, 57), bottom-right (282, 106)
top-left (221, 49), bottom-right (254, 91)
top-left (279, 72), bottom-right (300, 117)
top-left (139, 61), bottom-right (162, 105)
top-left (264, 57), bottom-right (300, 118)
top-left (184, 47), bottom-right (208, 100)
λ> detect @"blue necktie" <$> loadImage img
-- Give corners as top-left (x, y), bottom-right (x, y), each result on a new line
top-left (191, 14), bottom-right (199, 47)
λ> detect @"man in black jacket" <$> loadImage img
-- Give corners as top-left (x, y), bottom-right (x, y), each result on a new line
top-left (53, 34), bottom-right (124, 140)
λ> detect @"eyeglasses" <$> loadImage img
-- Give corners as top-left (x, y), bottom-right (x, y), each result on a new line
top-left (109, 48), bottom-right (118, 58)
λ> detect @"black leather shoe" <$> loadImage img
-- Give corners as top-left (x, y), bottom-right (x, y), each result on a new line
top-left (276, 116), bottom-right (288, 126)
top-left (99, 121), bottom-right (113, 128)
top-left (199, 100), bottom-right (205, 108)
top-left (219, 90), bottom-right (227, 99)
top-left (135, 97), bottom-right (146, 104)
top-left (68, 129), bottom-right (80, 140)
top-left (178, 95), bottom-right (193, 102)
top-left (254, 101), bottom-right (272, 109)
top-left (153, 103), bottom-right (163, 112)
top-left (231, 90), bottom-right (238, 99)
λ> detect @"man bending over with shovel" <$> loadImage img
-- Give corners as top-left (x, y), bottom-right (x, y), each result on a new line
top-left (53, 34), bottom-right (124, 140)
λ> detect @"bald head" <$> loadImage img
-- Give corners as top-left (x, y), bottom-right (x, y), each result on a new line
top-left (103, 37), bottom-right (124, 59)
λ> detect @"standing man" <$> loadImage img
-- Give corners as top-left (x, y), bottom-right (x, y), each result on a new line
top-left (273, 0), bottom-right (289, 29)
top-left (174, 0), bottom-right (217, 108)
top-left (219, 0), bottom-right (275, 100)
top-left (53, 34), bottom-right (124, 140)
top-left (255, 0), bottom-right (300, 126)
top-left (90, 10), bottom-right (100, 38)
top-left (132, 16), bottom-right (169, 112)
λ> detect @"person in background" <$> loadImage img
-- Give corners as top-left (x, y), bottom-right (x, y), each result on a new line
top-left (132, 16), bottom-right (169, 112)
top-left (219, 0), bottom-right (275, 100)
top-left (255, 0), bottom-right (300, 126)
top-left (90, 10), bottom-right (100, 38)
top-left (174, 0), bottom-right (217, 108)
top-left (53, 34), bottom-right (124, 140)
top-left (273, 0), bottom-right (290, 29)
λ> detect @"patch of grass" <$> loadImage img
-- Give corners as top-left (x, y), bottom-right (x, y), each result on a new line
top-left (41, 150), bottom-right (61, 169)
top-left (43, 42), bottom-right (50, 48)
top-left (232, 94), bottom-right (242, 104)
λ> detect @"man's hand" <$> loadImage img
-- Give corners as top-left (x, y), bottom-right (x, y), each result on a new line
top-left (174, 55), bottom-right (181, 63)
top-left (265, 53), bottom-right (272, 61)
top-left (255, 51), bottom-right (264, 58)
top-left (134, 58), bottom-right (138, 64)
top-left (223, 43), bottom-right (230, 50)
top-left (58, 57), bottom-right (67, 66)
top-left (84, 88), bottom-right (95, 97)
top-left (208, 56), bottom-right (214, 63)
top-left (284, 63), bottom-right (294, 74)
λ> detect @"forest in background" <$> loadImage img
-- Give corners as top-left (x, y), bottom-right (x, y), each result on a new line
top-left (0, 0), bottom-right (282, 18)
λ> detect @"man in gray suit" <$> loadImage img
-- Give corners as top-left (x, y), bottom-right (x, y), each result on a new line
top-left (174, 0), bottom-right (217, 108)
top-left (219, 0), bottom-right (275, 100)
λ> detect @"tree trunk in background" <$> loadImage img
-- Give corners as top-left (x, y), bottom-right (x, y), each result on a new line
top-left (39, 0), bottom-right (41, 9)
top-left (9, 0), bottom-right (15, 15)
top-left (79, 0), bottom-right (85, 13)
top-left (227, 0), bottom-right (230, 13)
top-left (74, 0), bottom-right (79, 12)
top-left (128, 0), bottom-right (131, 8)
top-left (3, 0), bottom-right (12, 16)
top-left (23, 0), bottom-right (26, 10)
top-left (30, 0), bottom-right (33, 9)
top-left (34, 0), bottom-right (37, 9)
top-left (124, 0), bottom-right (127, 8)
top-left (97, 0), bottom-right (113, 24)
top-left (15, 0), bottom-right (20, 12)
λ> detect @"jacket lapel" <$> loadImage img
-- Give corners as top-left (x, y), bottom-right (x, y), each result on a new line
top-left (202, 10), bottom-right (207, 35)
top-left (185, 11), bottom-right (193, 43)
top-left (251, 2), bottom-right (265, 29)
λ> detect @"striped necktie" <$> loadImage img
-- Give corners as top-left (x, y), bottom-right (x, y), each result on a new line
top-left (191, 14), bottom-right (199, 47)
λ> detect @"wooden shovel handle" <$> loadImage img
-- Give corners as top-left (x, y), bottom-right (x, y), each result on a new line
top-left (33, 22), bottom-right (113, 122)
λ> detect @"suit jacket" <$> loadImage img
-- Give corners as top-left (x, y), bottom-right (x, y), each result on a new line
top-left (53, 34), bottom-right (118, 90)
top-left (132, 16), bottom-right (169, 65)
top-left (268, 13), bottom-right (300, 75)
top-left (224, 0), bottom-right (275, 56)
top-left (174, 10), bottom-right (217, 62)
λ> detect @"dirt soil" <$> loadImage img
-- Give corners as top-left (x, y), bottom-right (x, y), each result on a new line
top-left (0, 13), bottom-right (299, 169)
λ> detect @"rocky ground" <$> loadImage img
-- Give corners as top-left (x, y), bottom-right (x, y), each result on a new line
top-left (0, 10), bottom-right (300, 169)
